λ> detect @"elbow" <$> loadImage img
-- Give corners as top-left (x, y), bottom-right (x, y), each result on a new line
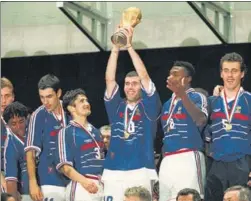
top-left (195, 115), bottom-right (207, 127)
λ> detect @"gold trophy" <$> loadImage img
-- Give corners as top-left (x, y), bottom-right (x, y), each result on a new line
top-left (111, 7), bottom-right (142, 47)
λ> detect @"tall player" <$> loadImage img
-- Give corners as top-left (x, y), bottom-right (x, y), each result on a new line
top-left (56, 88), bottom-right (104, 201)
top-left (204, 52), bottom-right (251, 201)
top-left (1, 77), bottom-right (15, 192)
top-left (159, 61), bottom-right (208, 201)
top-left (25, 74), bottom-right (68, 201)
top-left (3, 102), bottom-right (31, 201)
top-left (102, 28), bottom-right (161, 200)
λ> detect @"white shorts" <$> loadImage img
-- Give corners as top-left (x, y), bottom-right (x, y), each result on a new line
top-left (102, 168), bottom-right (158, 201)
top-left (66, 178), bottom-right (103, 201)
top-left (41, 185), bottom-right (66, 201)
top-left (159, 150), bottom-right (206, 201)
top-left (21, 194), bottom-right (33, 201)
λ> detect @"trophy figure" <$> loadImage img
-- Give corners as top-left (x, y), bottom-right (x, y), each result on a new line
top-left (111, 7), bottom-right (142, 47)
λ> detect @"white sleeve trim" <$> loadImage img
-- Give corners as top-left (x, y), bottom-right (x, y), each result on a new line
top-left (141, 80), bottom-right (155, 97)
top-left (104, 84), bottom-right (119, 101)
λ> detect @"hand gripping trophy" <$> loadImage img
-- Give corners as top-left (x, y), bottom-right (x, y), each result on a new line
top-left (111, 7), bottom-right (142, 47)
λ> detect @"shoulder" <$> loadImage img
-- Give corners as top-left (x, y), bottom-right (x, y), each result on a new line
top-left (31, 105), bottom-right (46, 118)
top-left (190, 91), bottom-right (207, 100)
top-left (243, 91), bottom-right (251, 99)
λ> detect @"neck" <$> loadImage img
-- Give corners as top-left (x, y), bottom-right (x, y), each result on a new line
top-left (73, 116), bottom-right (88, 128)
top-left (224, 85), bottom-right (241, 99)
top-left (53, 102), bottom-right (62, 115)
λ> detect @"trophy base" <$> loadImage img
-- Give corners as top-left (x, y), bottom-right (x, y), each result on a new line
top-left (111, 32), bottom-right (127, 47)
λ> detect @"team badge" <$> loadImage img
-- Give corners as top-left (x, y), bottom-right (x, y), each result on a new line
top-left (235, 106), bottom-right (241, 113)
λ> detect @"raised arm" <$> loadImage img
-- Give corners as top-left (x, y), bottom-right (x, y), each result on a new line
top-left (105, 44), bottom-right (120, 98)
top-left (124, 28), bottom-right (151, 92)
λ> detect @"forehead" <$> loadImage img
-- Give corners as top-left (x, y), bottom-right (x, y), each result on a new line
top-left (224, 191), bottom-right (239, 200)
top-left (75, 94), bottom-right (87, 101)
top-left (170, 66), bottom-right (186, 73)
top-left (177, 194), bottom-right (194, 201)
top-left (125, 76), bottom-right (140, 82)
top-left (1, 87), bottom-right (13, 95)
top-left (8, 116), bottom-right (25, 122)
top-left (222, 61), bottom-right (241, 69)
top-left (101, 130), bottom-right (111, 136)
top-left (39, 88), bottom-right (56, 96)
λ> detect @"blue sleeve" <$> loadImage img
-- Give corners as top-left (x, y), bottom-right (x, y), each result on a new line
top-left (141, 81), bottom-right (162, 121)
top-left (55, 127), bottom-right (74, 171)
top-left (4, 136), bottom-right (19, 182)
top-left (1, 120), bottom-right (7, 171)
top-left (24, 109), bottom-right (44, 155)
top-left (104, 84), bottom-right (123, 123)
top-left (193, 92), bottom-right (208, 117)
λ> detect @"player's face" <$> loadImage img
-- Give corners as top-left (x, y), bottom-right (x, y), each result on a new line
top-left (124, 76), bottom-right (141, 103)
top-left (223, 190), bottom-right (239, 201)
top-left (8, 116), bottom-right (26, 137)
top-left (221, 61), bottom-right (244, 91)
top-left (167, 66), bottom-right (189, 86)
top-left (72, 94), bottom-right (91, 117)
top-left (39, 88), bottom-right (61, 112)
top-left (101, 130), bottom-right (111, 149)
top-left (124, 196), bottom-right (141, 201)
top-left (177, 194), bottom-right (194, 201)
top-left (1, 87), bottom-right (14, 113)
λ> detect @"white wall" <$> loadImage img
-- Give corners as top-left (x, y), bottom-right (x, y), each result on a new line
top-left (1, 2), bottom-right (251, 58)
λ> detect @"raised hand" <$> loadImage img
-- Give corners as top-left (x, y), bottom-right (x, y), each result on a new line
top-left (213, 85), bottom-right (223, 96)
top-left (166, 77), bottom-right (186, 98)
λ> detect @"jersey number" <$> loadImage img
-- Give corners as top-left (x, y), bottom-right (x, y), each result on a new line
top-left (94, 147), bottom-right (101, 159)
top-left (128, 122), bottom-right (135, 133)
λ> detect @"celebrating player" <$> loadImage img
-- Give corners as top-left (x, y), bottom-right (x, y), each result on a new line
top-left (102, 28), bottom-right (161, 200)
top-left (3, 102), bottom-right (31, 201)
top-left (56, 88), bottom-right (104, 201)
top-left (1, 77), bottom-right (15, 192)
top-left (204, 52), bottom-right (251, 201)
top-left (159, 61), bottom-right (208, 201)
top-left (25, 74), bottom-right (68, 201)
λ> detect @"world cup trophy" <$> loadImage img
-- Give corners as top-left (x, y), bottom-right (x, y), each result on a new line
top-left (111, 7), bottom-right (142, 47)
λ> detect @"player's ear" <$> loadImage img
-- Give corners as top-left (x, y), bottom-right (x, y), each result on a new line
top-left (67, 104), bottom-right (75, 114)
top-left (56, 89), bottom-right (62, 99)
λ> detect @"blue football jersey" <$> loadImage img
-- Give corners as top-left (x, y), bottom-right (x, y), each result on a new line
top-left (161, 88), bottom-right (208, 153)
top-left (205, 89), bottom-right (251, 162)
top-left (55, 121), bottom-right (104, 176)
top-left (104, 81), bottom-right (161, 171)
top-left (1, 117), bottom-right (7, 171)
top-left (4, 130), bottom-right (29, 195)
top-left (24, 104), bottom-right (69, 186)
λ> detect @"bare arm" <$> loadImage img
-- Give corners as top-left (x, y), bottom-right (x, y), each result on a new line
top-left (179, 92), bottom-right (207, 126)
top-left (6, 181), bottom-right (21, 201)
top-left (1, 172), bottom-right (6, 192)
top-left (124, 28), bottom-right (151, 91)
top-left (60, 165), bottom-right (98, 193)
top-left (26, 150), bottom-right (43, 201)
top-left (127, 46), bottom-right (151, 91)
top-left (105, 45), bottom-right (120, 98)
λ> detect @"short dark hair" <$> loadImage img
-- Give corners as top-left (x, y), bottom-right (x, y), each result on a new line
top-left (176, 188), bottom-right (201, 201)
top-left (1, 193), bottom-right (15, 201)
top-left (220, 52), bottom-right (247, 73)
top-left (173, 61), bottom-right (195, 77)
top-left (38, 74), bottom-right (61, 92)
top-left (126, 71), bottom-right (139, 78)
top-left (62, 88), bottom-right (86, 115)
top-left (3, 101), bottom-right (28, 123)
top-left (224, 185), bottom-right (251, 201)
